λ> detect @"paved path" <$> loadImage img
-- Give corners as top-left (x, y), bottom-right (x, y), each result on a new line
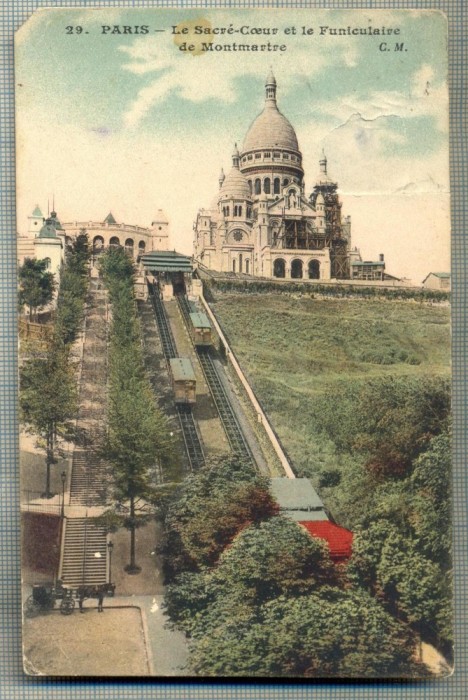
top-left (81, 594), bottom-right (189, 676)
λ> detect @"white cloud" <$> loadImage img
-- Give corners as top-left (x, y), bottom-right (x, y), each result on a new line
top-left (118, 20), bottom-right (367, 129)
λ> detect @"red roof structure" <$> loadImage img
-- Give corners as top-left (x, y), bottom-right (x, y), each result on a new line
top-left (299, 521), bottom-right (353, 561)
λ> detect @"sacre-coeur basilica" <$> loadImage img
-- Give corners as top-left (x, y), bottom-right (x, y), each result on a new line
top-left (193, 70), bottom-right (389, 282)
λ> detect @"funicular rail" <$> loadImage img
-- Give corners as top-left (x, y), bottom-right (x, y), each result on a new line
top-left (148, 283), bottom-right (205, 471)
top-left (177, 295), bottom-right (253, 463)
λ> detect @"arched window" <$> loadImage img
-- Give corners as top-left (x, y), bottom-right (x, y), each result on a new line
top-left (283, 178), bottom-right (290, 187)
top-left (245, 259), bottom-right (250, 274)
top-left (273, 259), bottom-right (286, 278)
top-left (138, 240), bottom-right (146, 252)
top-left (239, 254), bottom-right (243, 273)
top-left (109, 236), bottom-right (120, 248)
top-left (291, 259), bottom-right (303, 279)
top-left (255, 179), bottom-right (261, 195)
top-left (44, 257), bottom-right (51, 270)
top-left (248, 180), bottom-right (252, 195)
top-left (93, 235), bottom-right (104, 251)
top-left (125, 238), bottom-right (134, 254)
top-left (232, 259), bottom-right (236, 273)
top-left (238, 206), bottom-right (242, 217)
top-left (274, 178), bottom-right (280, 194)
top-left (264, 178), bottom-right (271, 194)
top-left (309, 260), bottom-right (320, 279)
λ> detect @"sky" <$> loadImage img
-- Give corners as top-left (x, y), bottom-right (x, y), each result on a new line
top-left (15, 8), bottom-right (450, 283)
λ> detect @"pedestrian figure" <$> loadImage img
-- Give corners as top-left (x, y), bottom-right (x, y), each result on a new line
top-left (78, 587), bottom-right (86, 613)
top-left (96, 585), bottom-right (105, 613)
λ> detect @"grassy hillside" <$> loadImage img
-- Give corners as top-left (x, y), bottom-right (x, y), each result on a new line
top-left (209, 291), bottom-right (452, 657)
top-left (210, 292), bottom-right (450, 506)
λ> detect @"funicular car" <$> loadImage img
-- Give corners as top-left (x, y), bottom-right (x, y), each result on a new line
top-left (169, 358), bottom-right (197, 404)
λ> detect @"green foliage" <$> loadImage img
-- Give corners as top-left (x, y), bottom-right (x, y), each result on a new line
top-left (189, 587), bottom-right (417, 678)
top-left (312, 375), bottom-right (450, 478)
top-left (20, 339), bottom-right (77, 496)
top-left (55, 230), bottom-right (90, 345)
top-left (100, 247), bottom-right (176, 571)
top-left (409, 433), bottom-right (452, 566)
top-left (210, 290), bottom-right (452, 659)
top-left (348, 513), bottom-right (452, 649)
top-left (163, 456), bottom-right (278, 577)
top-left (99, 246), bottom-right (135, 293)
top-left (18, 257), bottom-right (55, 319)
top-left (69, 229), bottom-right (92, 270)
top-left (165, 516), bottom-right (336, 640)
top-left (319, 469), bottom-right (341, 488)
top-left (205, 276), bottom-right (450, 303)
top-left (210, 517), bottom-right (335, 605)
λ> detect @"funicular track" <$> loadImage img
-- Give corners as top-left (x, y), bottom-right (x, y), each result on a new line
top-left (177, 295), bottom-right (253, 463)
top-left (148, 283), bottom-right (205, 470)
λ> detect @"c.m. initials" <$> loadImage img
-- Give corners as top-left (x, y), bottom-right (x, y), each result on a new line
top-left (379, 41), bottom-right (406, 52)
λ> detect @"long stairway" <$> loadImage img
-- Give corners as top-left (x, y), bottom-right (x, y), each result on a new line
top-left (60, 277), bottom-right (110, 587)
top-left (61, 518), bottom-right (108, 587)
top-left (69, 285), bottom-right (110, 506)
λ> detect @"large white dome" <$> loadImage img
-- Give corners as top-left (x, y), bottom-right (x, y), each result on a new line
top-left (242, 102), bottom-right (299, 153)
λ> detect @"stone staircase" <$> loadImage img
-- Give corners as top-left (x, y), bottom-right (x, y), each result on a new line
top-left (60, 278), bottom-right (111, 586)
top-left (60, 517), bottom-right (107, 587)
top-left (69, 450), bottom-right (108, 507)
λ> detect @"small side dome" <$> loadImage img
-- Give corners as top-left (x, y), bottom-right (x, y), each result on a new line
top-left (219, 167), bottom-right (251, 201)
top-left (38, 218), bottom-right (58, 239)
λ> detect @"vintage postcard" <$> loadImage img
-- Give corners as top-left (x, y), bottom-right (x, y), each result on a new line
top-left (17, 8), bottom-right (451, 678)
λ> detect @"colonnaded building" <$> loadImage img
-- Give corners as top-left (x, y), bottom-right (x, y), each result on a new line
top-left (17, 208), bottom-right (171, 279)
top-left (193, 70), bottom-right (389, 282)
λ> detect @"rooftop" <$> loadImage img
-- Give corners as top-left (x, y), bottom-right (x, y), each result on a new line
top-left (169, 358), bottom-right (196, 382)
top-left (270, 478), bottom-right (324, 511)
top-left (140, 250), bottom-right (193, 273)
top-left (189, 312), bottom-right (211, 329)
top-left (242, 73), bottom-right (300, 154)
top-left (299, 521), bottom-right (353, 560)
top-left (104, 212), bottom-right (117, 225)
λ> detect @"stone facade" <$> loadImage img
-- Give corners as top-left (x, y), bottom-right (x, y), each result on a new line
top-left (193, 71), bottom-right (354, 281)
top-left (61, 210), bottom-right (170, 259)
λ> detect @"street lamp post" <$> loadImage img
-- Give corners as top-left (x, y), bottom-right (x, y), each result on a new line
top-left (60, 470), bottom-right (66, 518)
top-left (107, 540), bottom-right (114, 584)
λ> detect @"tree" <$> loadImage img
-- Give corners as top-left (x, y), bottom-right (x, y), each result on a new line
top-left (18, 258), bottom-right (55, 320)
top-left (98, 246), bottom-right (135, 290)
top-left (164, 516), bottom-right (338, 649)
top-left (105, 378), bottom-right (175, 573)
top-left (312, 376), bottom-right (450, 478)
top-left (20, 340), bottom-right (77, 497)
top-left (69, 229), bottom-right (91, 272)
top-left (209, 517), bottom-right (336, 608)
top-left (189, 588), bottom-right (418, 678)
top-left (409, 432), bottom-right (452, 567)
top-left (163, 455), bottom-right (278, 575)
top-left (101, 245), bottom-right (175, 573)
top-left (348, 517), bottom-right (452, 653)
